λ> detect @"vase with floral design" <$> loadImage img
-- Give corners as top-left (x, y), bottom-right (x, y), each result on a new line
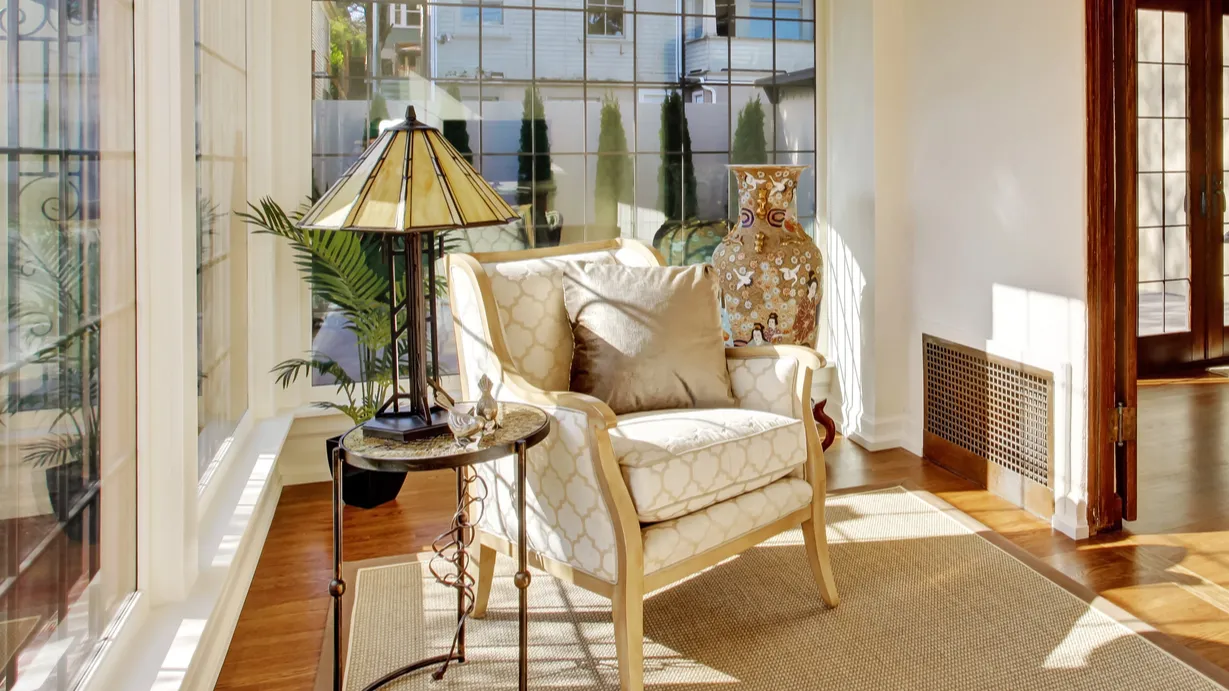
top-left (712, 164), bottom-right (822, 348)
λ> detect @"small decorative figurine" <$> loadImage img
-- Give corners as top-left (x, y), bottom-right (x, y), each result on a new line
top-left (475, 374), bottom-right (500, 431)
top-left (446, 405), bottom-right (484, 447)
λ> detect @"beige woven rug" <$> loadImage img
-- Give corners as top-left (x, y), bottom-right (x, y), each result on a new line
top-left (324, 486), bottom-right (1229, 690)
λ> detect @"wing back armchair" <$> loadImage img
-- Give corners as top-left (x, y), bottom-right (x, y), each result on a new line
top-left (445, 238), bottom-right (838, 691)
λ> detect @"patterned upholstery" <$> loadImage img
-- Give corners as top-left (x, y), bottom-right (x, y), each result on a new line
top-left (728, 356), bottom-right (802, 418)
top-left (642, 477), bottom-right (813, 575)
top-left (450, 263), bottom-right (621, 583)
top-left (480, 248), bottom-right (657, 391)
top-left (448, 241), bottom-right (823, 591)
top-left (610, 408), bottom-right (806, 523)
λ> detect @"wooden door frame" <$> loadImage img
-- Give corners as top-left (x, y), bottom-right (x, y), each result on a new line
top-left (1087, 0), bottom-right (1228, 533)
top-left (1086, 0), bottom-right (1133, 534)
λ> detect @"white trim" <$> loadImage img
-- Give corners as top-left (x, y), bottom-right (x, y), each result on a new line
top-left (844, 412), bottom-right (906, 452)
top-left (277, 408), bottom-right (352, 486)
top-left (68, 593), bottom-right (149, 691)
top-left (134, 0), bottom-right (200, 604)
top-left (78, 415), bottom-right (292, 691)
top-left (197, 409), bottom-right (257, 520)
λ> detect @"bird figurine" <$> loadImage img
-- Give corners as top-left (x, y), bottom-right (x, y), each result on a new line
top-left (476, 374), bottom-right (500, 431)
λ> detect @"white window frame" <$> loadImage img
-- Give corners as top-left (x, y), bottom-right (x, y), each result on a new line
top-left (586, 0), bottom-right (626, 37)
top-left (388, 2), bottom-right (422, 28)
top-left (77, 0), bottom-right (312, 688)
top-left (460, 1), bottom-right (504, 27)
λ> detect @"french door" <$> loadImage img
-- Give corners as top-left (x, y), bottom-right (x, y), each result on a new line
top-left (1135, 0), bottom-right (1229, 374)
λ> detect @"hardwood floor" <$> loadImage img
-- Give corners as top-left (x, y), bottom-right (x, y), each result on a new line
top-left (216, 413), bottom-right (1229, 690)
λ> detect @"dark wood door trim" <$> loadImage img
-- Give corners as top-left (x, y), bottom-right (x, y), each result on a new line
top-left (1115, 0), bottom-right (1140, 523)
top-left (1087, 0), bottom-right (1121, 533)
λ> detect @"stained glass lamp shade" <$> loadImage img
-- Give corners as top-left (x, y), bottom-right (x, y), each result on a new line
top-left (299, 107), bottom-right (518, 441)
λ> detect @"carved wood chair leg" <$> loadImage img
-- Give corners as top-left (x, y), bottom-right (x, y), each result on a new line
top-left (472, 542), bottom-right (496, 619)
top-left (812, 399), bottom-right (837, 450)
top-left (802, 514), bottom-right (840, 608)
top-left (613, 577), bottom-right (645, 691)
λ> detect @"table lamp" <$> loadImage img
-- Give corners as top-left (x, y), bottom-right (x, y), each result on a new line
top-left (299, 106), bottom-right (519, 441)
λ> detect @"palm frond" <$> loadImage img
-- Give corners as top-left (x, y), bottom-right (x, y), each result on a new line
top-left (239, 197), bottom-right (389, 343)
top-left (271, 355), bottom-right (356, 389)
top-left (23, 434), bottom-right (82, 469)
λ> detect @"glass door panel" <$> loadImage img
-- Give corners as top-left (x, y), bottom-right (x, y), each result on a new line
top-left (1138, 9), bottom-right (1193, 338)
top-left (1135, 0), bottom-right (1226, 374)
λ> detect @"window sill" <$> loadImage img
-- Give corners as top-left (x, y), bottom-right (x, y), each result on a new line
top-left (75, 414), bottom-right (293, 691)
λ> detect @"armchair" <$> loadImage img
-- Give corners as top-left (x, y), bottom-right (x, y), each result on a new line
top-left (446, 239), bottom-right (838, 691)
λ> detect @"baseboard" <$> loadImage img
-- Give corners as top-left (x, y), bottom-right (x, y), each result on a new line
top-left (1051, 489), bottom-right (1091, 540)
top-left (81, 415), bottom-right (292, 691)
top-left (181, 416), bottom-right (290, 691)
top-left (844, 413), bottom-right (906, 452)
top-left (278, 409), bottom-right (352, 486)
top-left (183, 477), bottom-right (283, 691)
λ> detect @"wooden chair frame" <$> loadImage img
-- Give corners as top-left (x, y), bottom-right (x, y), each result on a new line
top-left (446, 238), bottom-right (838, 691)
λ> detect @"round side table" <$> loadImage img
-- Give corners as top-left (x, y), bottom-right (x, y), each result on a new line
top-left (331, 403), bottom-right (550, 691)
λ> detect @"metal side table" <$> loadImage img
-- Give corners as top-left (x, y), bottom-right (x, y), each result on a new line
top-left (331, 403), bottom-right (550, 691)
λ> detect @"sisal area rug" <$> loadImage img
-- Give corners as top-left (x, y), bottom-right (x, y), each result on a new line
top-left (320, 486), bottom-right (1229, 690)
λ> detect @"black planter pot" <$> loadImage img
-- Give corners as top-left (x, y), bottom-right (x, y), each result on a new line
top-left (44, 462), bottom-right (97, 544)
top-left (325, 434), bottom-right (407, 509)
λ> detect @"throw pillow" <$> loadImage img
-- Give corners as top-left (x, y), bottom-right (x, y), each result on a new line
top-left (563, 262), bottom-right (736, 415)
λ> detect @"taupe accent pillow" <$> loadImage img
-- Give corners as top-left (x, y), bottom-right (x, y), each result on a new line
top-left (563, 263), bottom-right (736, 415)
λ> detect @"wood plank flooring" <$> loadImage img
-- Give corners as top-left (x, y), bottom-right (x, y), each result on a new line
top-left (216, 390), bottom-right (1229, 690)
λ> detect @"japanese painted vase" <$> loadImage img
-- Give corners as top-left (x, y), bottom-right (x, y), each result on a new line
top-left (712, 164), bottom-right (822, 347)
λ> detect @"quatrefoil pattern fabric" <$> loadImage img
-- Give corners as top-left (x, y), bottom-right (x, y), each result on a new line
top-left (481, 247), bottom-right (657, 392)
top-left (641, 476), bottom-right (813, 574)
top-left (728, 356), bottom-right (802, 418)
top-left (450, 264), bottom-right (620, 583)
top-left (610, 408), bottom-right (807, 523)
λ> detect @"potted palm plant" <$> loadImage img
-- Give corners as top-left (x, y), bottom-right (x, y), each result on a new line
top-left (240, 197), bottom-right (458, 508)
top-left (5, 222), bottom-right (101, 543)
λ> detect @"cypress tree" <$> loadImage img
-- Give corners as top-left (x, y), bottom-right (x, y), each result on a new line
top-left (367, 92), bottom-right (390, 142)
top-left (594, 95), bottom-right (632, 228)
top-left (517, 86), bottom-right (551, 206)
top-left (442, 85), bottom-right (473, 163)
top-left (729, 97), bottom-right (769, 215)
top-left (731, 97), bottom-right (769, 165)
top-left (658, 91), bottom-right (697, 221)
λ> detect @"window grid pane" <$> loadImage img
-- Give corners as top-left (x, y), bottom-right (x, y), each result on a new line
top-left (1137, 9), bottom-right (1190, 336)
top-left (309, 1), bottom-right (816, 382)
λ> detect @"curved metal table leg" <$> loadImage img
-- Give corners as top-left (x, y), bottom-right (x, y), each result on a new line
top-left (331, 449), bottom-right (345, 691)
top-left (331, 439), bottom-right (533, 691)
top-left (514, 439), bottom-right (531, 690)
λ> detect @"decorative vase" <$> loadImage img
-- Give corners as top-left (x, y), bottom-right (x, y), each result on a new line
top-left (652, 219), bottom-right (731, 266)
top-left (712, 164), bottom-right (822, 347)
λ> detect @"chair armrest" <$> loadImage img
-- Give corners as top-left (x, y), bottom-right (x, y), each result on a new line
top-left (725, 345), bottom-right (824, 420)
top-left (499, 369), bottom-right (618, 429)
top-left (477, 378), bottom-right (629, 585)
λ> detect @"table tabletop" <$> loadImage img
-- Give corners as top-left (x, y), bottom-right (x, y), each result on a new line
top-left (339, 402), bottom-right (550, 472)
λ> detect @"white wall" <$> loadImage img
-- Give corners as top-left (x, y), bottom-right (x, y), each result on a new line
top-left (824, 0), bottom-right (913, 450)
top-left (826, 0), bottom-right (1089, 537)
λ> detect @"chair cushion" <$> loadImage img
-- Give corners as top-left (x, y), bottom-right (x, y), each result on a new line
top-left (610, 408), bottom-right (807, 523)
top-left (642, 477), bottom-right (813, 574)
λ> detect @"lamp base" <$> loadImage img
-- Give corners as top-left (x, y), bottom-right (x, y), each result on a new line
top-left (363, 407), bottom-right (450, 442)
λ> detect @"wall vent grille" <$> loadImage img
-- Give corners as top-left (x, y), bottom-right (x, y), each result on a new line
top-left (923, 335), bottom-right (1053, 487)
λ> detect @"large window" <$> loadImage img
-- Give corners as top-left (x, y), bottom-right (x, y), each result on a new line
top-left (310, 0), bottom-right (816, 384)
top-left (195, 0), bottom-right (249, 478)
top-left (0, 0), bottom-right (138, 687)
